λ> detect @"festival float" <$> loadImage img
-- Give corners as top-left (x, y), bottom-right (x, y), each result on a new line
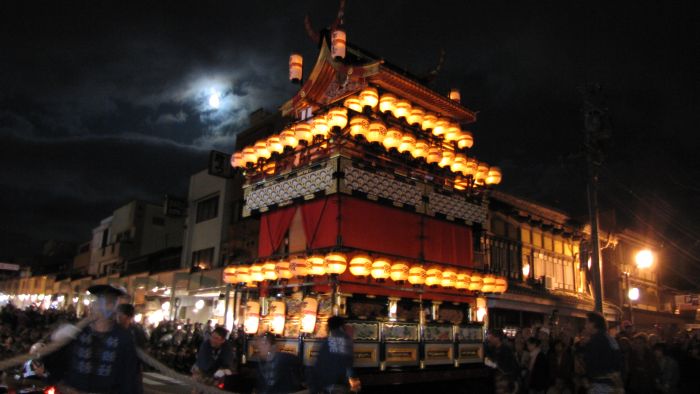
top-left (222, 5), bottom-right (506, 383)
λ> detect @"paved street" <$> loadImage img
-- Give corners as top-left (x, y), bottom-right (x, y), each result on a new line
top-left (142, 371), bottom-right (193, 394)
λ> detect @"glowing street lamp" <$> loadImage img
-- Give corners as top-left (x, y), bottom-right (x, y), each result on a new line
top-left (635, 249), bottom-right (654, 269)
top-left (628, 287), bottom-right (640, 301)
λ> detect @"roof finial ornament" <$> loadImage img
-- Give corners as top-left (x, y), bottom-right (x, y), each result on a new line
top-left (421, 48), bottom-right (446, 83)
top-left (304, 0), bottom-right (347, 45)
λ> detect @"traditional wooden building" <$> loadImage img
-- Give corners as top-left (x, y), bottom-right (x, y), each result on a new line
top-left (485, 191), bottom-right (619, 333)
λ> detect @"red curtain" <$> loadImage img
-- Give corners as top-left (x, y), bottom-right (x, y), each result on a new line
top-left (300, 198), bottom-right (339, 250)
top-left (257, 205), bottom-right (297, 257)
top-left (340, 197), bottom-right (422, 259)
top-left (423, 217), bottom-right (473, 266)
top-left (259, 195), bottom-right (474, 267)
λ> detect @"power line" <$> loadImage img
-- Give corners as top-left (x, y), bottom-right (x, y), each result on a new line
top-left (599, 165), bottom-right (700, 243)
top-left (600, 190), bottom-right (700, 289)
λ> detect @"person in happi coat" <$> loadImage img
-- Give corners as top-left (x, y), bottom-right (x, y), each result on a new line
top-left (45, 284), bottom-right (140, 394)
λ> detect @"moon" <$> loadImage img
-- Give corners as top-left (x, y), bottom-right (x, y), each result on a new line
top-left (208, 89), bottom-right (221, 109)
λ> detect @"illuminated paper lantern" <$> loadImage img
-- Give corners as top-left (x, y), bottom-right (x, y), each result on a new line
top-left (235, 266), bottom-right (251, 284)
top-left (266, 135), bottom-right (284, 155)
top-left (486, 167), bottom-right (502, 185)
top-left (382, 128), bottom-right (403, 150)
top-left (457, 131), bottom-right (474, 149)
top-left (244, 300), bottom-right (261, 334)
top-left (349, 254), bottom-right (372, 277)
top-left (308, 255), bottom-right (327, 276)
top-left (349, 115), bottom-right (370, 139)
top-left (367, 121), bottom-right (387, 143)
top-left (269, 300), bottom-right (286, 334)
top-left (475, 162), bottom-right (490, 184)
top-left (464, 158), bottom-right (478, 177)
top-left (359, 87), bottom-right (379, 108)
top-left (476, 297), bottom-right (487, 322)
top-left (407, 107), bottom-right (425, 126)
top-left (393, 99), bottom-right (412, 119)
top-left (344, 96), bottom-right (363, 112)
top-left (455, 271), bottom-right (471, 290)
top-left (398, 134), bottom-right (416, 154)
top-left (379, 93), bottom-right (397, 114)
top-left (411, 140), bottom-right (429, 159)
top-left (441, 268), bottom-right (457, 288)
top-left (481, 274), bottom-right (496, 293)
top-left (327, 107), bottom-right (348, 129)
top-left (451, 154), bottom-right (467, 174)
top-left (408, 266), bottom-right (426, 285)
top-left (300, 297), bottom-right (318, 333)
top-left (289, 53), bottom-right (303, 82)
top-left (242, 147), bottom-right (258, 167)
top-left (263, 261), bottom-right (278, 281)
top-left (312, 116), bottom-right (330, 139)
top-left (331, 29), bottom-right (346, 59)
top-left (370, 258), bottom-right (391, 280)
top-left (280, 129), bottom-right (299, 149)
top-left (290, 257), bottom-right (311, 277)
top-left (230, 152), bottom-right (243, 168)
top-left (223, 266), bottom-right (237, 284)
top-left (294, 123), bottom-right (313, 145)
top-left (444, 123), bottom-right (461, 142)
top-left (454, 177), bottom-right (469, 190)
top-left (494, 277), bottom-right (508, 293)
top-left (425, 267), bottom-right (443, 287)
top-left (422, 113), bottom-right (438, 131)
top-left (325, 252), bottom-right (348, 275)
top-left (426, 146), bottom-right (442, 164)
top-left (468, 272), bottom-right (483, 291)
top-left (254, 140), bottom-right (271, 160)
top-left (390, 262), bottom-right (410, 282)
top-left (449, 88), bottom-right (461, 102)
top-left (432, 118), bottom-right (450, 137)
top-left (438, 150), bottom-right (455, 168)
top-left (276, 260), bottom-right (293, 280)
top-left (250, 264), bottom-right (264, 283)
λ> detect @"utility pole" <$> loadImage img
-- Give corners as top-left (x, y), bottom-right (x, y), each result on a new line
top-left (582, 84), bottom-right (611, 313)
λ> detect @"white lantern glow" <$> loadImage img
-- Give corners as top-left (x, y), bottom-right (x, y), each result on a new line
top-left (244, 300), bottom-right (261, 334)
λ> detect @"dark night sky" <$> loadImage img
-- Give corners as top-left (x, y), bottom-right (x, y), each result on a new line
top-left (1, 1), bottom-right (698, 280)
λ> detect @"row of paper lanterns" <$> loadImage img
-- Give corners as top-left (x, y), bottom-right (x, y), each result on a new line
top-left (230, 94), bottom-right (501, 185)
top-left (343, 88), bottom-right (473, 149)
top-left (223, 252), bottom-right (508, 293)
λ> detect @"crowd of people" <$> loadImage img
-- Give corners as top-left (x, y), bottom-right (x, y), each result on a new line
top-left (0, 287), bottom-right (360, 394)
top-left (0, 303), bottom-right (77, 358)
top-left (3, 296), bottom-right (700, 394)
top-left (484, 312), bottom-right (700, 394)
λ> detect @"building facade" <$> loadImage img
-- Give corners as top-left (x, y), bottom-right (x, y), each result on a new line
top-left (88, 200), bottom-right (184, 276)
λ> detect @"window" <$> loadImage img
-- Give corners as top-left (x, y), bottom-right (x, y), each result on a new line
top-left (554, 239), bottom-right (563, 254)
top-left (101, 229), bottom-right (109, 248)
top-left (152, 217), bottom-right (165, 226)
top-left (192, 248), bottom-right (215, 270)
top-left (544, 235), bottom-right (553, 251)
top-left (564, 242), bottom-right (573, 257)
top-left (532, 232), bottom-right (543, 248)
top-left (564, 259), bottom-right (575, 290)
top-left (196, 195), bottom-right (219, 223)
top-left (521, 228), bottom-right (531, 245)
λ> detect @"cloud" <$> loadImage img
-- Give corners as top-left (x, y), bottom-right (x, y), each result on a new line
top-left (0, 131), bottom-right (207, 241)
top-left (155, 110), bottom-right (188, 124)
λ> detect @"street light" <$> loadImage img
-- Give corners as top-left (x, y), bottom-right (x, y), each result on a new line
top-left (624, 249), bottom-right (654, 324)
top-left (628, 287), bottom-right (640, 301)
top-left (635, 249), bottom-right (654, 269)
